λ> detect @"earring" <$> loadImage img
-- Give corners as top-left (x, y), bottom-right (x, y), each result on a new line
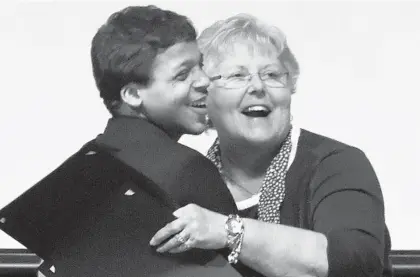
top-left (205, 114), bottom-right (213, 129)
top-left (205, 114), bottom-right (210, 126)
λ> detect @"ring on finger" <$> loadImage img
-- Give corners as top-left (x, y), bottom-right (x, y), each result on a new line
top-left (181, 239), bottom-right (192, 250)
top-left (176, 234), bottom-right (189, 245)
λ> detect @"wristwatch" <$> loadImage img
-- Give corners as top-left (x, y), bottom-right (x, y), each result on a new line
top-left (225, 214), bottom-right (244, 249)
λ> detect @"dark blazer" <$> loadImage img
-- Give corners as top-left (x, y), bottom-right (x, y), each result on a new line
top-left (0, 117), bottom-right (240, 277)
top-left (95, 117), bottom-right (238, 214)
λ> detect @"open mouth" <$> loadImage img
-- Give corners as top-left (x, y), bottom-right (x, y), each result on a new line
top-left (241, 105), bottom-right (271, 117)
top-left (190, 97), bottom-right (207, 109)
top-left (191, 102), bottom-right (207, 109)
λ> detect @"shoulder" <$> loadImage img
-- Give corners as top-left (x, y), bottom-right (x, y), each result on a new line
top-left (171, 141), bottom-right (216, 168)
top-left (299, 129), bottom-right (353, 153)
top-left (175, 144), bottom-right (222, 178)
top-left (297, 129), bottom-right (381, 198)
top-left (140, 131), bottom-right (211, 166)
top-left (146, 138), bottom-right (221, 180)
top-left (37, 140), bottom-right (123, 187)
top-left (298, 128), bottom-right (369, 164)
top-left (296, 128), bottom-right (379, 189)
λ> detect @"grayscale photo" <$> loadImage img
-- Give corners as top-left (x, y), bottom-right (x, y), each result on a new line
top-left (0, 1), bottom-right (419, 276)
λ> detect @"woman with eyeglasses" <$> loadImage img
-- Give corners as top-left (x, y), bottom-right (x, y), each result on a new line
top-left (150, 14), bottom-right (392, 277)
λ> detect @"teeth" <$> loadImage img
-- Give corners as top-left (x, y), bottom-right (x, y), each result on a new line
top-left (243, 105), bottom-right (270, 112)
top-left (191, 102), bottom-right (206, 108)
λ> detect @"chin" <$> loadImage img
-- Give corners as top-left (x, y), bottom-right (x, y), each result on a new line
top-left (183, 122), bottom-right (207, 136)
top-left (186, 129), bottom-right (205, 136)
top-left (241, 130), bottom-right (278, 144)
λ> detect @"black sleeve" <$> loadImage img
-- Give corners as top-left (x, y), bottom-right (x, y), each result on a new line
top-left (309, 147), bottom-right (386, 277)
top-left (177, 154), bottom-right (238, 215)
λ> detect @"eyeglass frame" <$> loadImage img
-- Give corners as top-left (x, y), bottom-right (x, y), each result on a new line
top-left (208, 71), bottom-right (291, 89)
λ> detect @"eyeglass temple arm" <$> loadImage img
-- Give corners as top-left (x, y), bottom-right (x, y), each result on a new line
top-left (209, 75), bottom-right (222, 81)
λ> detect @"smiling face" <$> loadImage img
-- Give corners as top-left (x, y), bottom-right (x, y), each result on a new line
top-left (206, 42), bottom-right (293, 146)
top-left (139, 41), bottom-right (210, 139)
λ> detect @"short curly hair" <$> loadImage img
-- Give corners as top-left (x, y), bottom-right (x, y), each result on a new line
top-left (91, 5), bottom-right (197, 112)
top-left (198, 13), bottom-right (300, 93)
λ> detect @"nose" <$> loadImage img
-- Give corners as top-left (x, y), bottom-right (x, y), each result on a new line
top-left (247, 73), bottom-right (265, 95)
top-left (193, 68), bottom-right (210, 92)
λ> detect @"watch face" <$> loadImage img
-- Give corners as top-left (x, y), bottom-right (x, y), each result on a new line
top-left (227, 218), bottom-right (242, 234)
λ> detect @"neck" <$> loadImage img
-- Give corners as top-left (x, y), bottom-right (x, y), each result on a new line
top-left (152, 123), bottom-right (183, 141)
top-left (219, 129), bottom-right (290, 181)
top-left (166, 130), bottom-right (183, 141)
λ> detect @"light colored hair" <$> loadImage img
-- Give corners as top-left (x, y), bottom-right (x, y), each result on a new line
top-left (198, 14), bottom-right (300, 93)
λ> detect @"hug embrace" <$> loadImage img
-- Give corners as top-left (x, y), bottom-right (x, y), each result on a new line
top-left (0, 5), bottom-right (391, 277)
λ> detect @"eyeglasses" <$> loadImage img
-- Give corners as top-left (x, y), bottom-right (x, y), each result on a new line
top-left (209, 71), bottom-right (290, 89)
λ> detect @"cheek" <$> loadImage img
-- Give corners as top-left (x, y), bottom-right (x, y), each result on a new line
top-left (207, 92), bottom-right (229, 125)
top-left (208, 87), bottom-right (240, 111)
top-left (165, 82), bottom-right (191, 104)
top-left (207, 93), bottom-right (242, 132)
top-left (206, 96), bottom-right (219, 119)
top-left (272, 89), bottom-right (292, 108)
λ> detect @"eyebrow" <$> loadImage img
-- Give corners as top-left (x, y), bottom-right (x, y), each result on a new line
top-left (175, 53), bottom-right (203, 69)
top-left (224, 64), bottom-right (281, 71)
top-left (261, 64), bottom-right (282, 70)
top-left (177, 60), bottom-right (195, 68)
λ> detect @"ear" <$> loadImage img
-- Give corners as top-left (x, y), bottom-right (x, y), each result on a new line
top-left (120, 83), bottom-right (143, 108)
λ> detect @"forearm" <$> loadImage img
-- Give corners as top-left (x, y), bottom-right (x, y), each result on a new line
top-left (238, 218), bottom-right (328, 277)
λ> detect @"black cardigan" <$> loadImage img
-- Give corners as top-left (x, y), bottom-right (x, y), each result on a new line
top-left (233, 129), bottom-right (392, 277)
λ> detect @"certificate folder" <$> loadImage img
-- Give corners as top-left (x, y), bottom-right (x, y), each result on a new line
top-left (0, 143), bottom-right (242, 277)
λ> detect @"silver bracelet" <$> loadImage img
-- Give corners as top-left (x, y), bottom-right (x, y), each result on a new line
top-left (225, 214), bottom-right (245, 264)
top-left (227, 231), bottom-right (244, 264)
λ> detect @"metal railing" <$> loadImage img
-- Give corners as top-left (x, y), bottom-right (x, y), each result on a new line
top-left (1, 249), bottom-right (420, 277)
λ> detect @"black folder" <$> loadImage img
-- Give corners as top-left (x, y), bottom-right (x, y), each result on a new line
top-left (0, 144), bottom-right (242, 277)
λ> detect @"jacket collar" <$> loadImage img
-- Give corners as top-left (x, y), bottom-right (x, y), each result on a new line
top-left (95, 116), bottom-right (173, 151)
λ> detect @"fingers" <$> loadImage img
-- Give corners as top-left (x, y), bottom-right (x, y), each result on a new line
top-left (150, 204), bottom-right (203, 254)
top-left (156, 230), bottom-right (192, 253)
top-left (149, 218), bottom-right (186, 246)
top-left (168, 238), bottom-right (193, 254)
